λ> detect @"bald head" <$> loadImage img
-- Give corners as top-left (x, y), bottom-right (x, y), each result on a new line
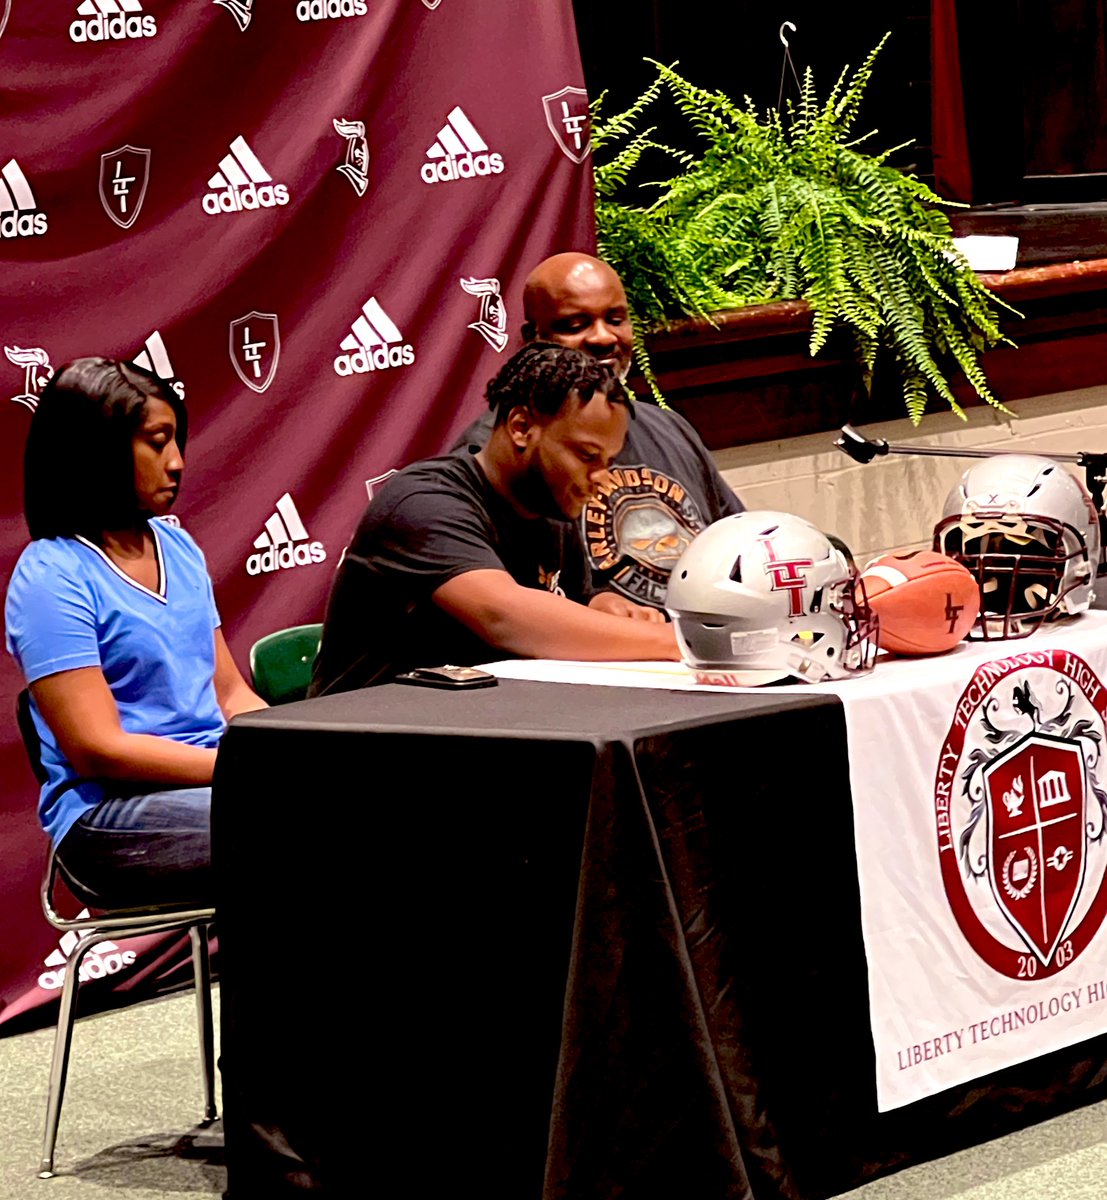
top-left (521, 252), bottom-right (634, 379)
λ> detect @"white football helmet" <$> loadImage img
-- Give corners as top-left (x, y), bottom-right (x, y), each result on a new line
top-left (664, 511), bottom-right (878, 684)
top-left (933, 454), bottom-right (1101, 639)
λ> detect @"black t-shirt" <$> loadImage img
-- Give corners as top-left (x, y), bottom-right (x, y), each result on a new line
top-left (456, 401), bottom-right (744, 607)
top-left (310, 451), bottom-right (592, 694)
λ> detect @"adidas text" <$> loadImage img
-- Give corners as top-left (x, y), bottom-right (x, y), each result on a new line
top-left (39, 948), bottom-right (137, 991)
top-left (246, 542), bottom-right (326, 576)
top-left (0, 212), bottom-right (48, 238)
top-left (420, 152), bottom-right (504, 185)
top-left (70, 14), bottom-right (157, 41)
top-left (333, 345), bottom-right (415, 375)
top-left (296, 0), bottom-right (366, 18)
top-left (202, 182), bottom-right (289, 216)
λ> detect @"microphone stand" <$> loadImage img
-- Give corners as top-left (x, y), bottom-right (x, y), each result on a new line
top-left (834, 424), bottom-right (1107, 577)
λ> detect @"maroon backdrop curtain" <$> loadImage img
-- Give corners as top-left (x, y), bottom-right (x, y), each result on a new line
top-left (0, 0), bottom-right (594, 1030)
top-left (931, 0), bottom-right (973, 203)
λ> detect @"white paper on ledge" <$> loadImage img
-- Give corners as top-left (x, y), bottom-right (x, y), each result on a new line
top-left (952, 234), bottom-right (1019, 272)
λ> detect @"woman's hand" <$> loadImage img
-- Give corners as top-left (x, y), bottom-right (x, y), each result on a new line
top-left (213, 629), bottom-right (268, 719)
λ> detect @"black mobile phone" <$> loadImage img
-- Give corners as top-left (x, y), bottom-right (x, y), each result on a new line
top-left (394, 664), bottom-right (498, 690)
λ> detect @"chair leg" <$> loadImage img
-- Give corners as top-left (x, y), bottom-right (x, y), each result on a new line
top-left (190, 924), bottom-right (217, 1122)
top-left (38, 929), bottom-right (103, 1178)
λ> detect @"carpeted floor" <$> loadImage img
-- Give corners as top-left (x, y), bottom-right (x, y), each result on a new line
top-left (0, 988), bottom-right (1103, 1198)
top-left (0, 989), bottom-right (224, 1199)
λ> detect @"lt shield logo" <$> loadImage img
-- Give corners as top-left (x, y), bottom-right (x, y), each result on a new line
top-left (99, 146), bottom-right (151, 230)
top-left (229, 312), bottom-right (279, 393)
top-left (542, 87), bottom-right (591, 163)
top-left (983, 733), bottom-right (1087, 966)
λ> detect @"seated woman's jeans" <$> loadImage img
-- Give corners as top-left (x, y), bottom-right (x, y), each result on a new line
top-left (56, 787), bottom-right (213, 910)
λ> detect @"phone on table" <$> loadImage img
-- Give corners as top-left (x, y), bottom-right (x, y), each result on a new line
top-left (394, 664), bottom-right (498, 690)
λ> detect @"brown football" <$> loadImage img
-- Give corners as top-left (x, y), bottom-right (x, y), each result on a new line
top-left (860, 550), bottom-right (980, 655)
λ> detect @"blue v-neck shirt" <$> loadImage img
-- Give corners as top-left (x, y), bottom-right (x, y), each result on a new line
top-left (5, 519), bottom-right (225, 844)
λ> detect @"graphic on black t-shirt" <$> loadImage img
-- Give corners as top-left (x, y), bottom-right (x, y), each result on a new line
top-left (583, 465), bottom-right (704, 606)
top-left (538, 564), bottom-right (565, 596)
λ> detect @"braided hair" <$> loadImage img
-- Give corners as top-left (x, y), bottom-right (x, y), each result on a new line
top-left (484, 342), bottom-right (627, 426)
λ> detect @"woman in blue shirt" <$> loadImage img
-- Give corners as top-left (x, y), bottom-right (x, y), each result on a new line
top-left (5, 357), bottom-right (265, 908)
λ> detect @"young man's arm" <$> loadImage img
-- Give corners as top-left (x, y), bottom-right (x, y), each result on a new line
top-left (433, 569), bottom-right (680, 661)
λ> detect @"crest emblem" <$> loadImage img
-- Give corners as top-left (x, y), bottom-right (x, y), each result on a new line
top-left (459, 277), bottom-right (508, 352)
top-left (983, 733), bottom-right (1087, 965)
top-left (541, 86), bottom-right (591, 163)
top-left (421, 0), bottom-right (442, 9)
top-left (5, 346), bottom-right (53, 411)
top-left (0, 1), bottom-right (10, 43)
top-left (365, 469), bottom-right (398, 501)
top-left (333, 118), bottom-right (369, 197)
top-left (99, 146), bottom-right (151, 230)
top-left (229, 312), bottom-right (280, 394)
top-left (937, 651), bottom-right (1107, 980)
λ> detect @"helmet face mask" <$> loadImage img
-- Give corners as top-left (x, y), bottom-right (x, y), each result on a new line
top-left (665, 511), bottom-right (878, 684)
top-left (933, 456), bottom-right (1100, 640)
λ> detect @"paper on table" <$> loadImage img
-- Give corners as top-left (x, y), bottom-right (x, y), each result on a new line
top-left (476, 658), bottom-right (797, 692)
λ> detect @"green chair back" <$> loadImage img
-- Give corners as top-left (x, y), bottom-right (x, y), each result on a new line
top-left (249, 623), bottom-right (323, 705)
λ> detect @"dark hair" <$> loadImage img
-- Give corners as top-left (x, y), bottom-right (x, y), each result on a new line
top-left (485, 342), bottom-right (627, 426)
top-left (23, 357), bottom-right (188, 540)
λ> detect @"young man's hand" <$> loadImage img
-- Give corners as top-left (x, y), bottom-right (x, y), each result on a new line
top-left (588, 592), bottom-right (668, 623)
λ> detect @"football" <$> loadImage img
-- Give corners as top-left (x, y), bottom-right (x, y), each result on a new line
top-left (859, 550), bottom-right (980, 656)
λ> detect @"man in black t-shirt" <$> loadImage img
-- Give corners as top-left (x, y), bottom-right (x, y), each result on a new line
top-left (311, 345), bottom-right (680, 694)
top-left (456, 252), bottom-right (745, 608)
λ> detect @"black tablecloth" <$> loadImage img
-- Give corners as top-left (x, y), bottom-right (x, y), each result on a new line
top-left (212, 678), bottom-right (1107, 1199)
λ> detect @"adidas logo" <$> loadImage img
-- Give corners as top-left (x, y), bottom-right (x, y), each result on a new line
top-left (132, 330), bottom-right (185, 401)
top-left (246, 493), bottom-right (326, 576)
top-left (420, 107), bottom-right (504, 185)
top-left (70, 0), bottom-right (157, 42)
top-left (333, 297), bottom-right (415, 376)
top-left (38, 921), bottom-right (137, 992)
top-left (296, 0), bottom-right (366, 19)
top-left (0, 159), bottom-right (47, 238)
top-left (202, 136), bottom-right (289, 216)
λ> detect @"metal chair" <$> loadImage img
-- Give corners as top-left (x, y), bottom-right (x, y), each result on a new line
top-left (248, 622), bottom-right (323, 705)
top-left (16, 689), bottom-right (217, 1179)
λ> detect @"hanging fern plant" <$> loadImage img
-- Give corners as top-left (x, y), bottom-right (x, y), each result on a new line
top-left (592, 35), bottom-right (1016, 424)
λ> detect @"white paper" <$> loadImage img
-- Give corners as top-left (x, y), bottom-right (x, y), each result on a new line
top-left (953, 234), bottom-right (1019, 272)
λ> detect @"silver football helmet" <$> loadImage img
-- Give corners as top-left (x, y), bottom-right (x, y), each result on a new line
top-left (933, 455), bottom-right (1101, 639)
top-left (664, 511), bottom-right (878, 684)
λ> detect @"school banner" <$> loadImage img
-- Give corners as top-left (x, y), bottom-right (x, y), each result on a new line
top-left (841, 613), bottom-right (1107, 1109)
top-left (484, 610), bottom-right (1107, 1111)
top-left (0, 0), bottom-right (593, 1028)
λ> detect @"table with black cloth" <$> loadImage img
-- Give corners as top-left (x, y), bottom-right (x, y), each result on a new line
top-left (212, 677), bottom-right (1107, 1200)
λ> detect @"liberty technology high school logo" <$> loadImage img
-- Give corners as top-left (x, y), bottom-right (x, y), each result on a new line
top-left (542, 87), bottom-right (591, 163)
top-left (333, 119), bottom-right (368, 197)
top-left (99, 146), bottom-right (150, 229)
top-left (229, 312), bottom-right (279, 393)
top-left (214, 0), bottom-right (253, 30)
top-left (5, 346), bottom-right (52, 411)
top-left (459, 276), bottom-right (508, 352)
top-left (936, 649), bottom-right (1107, 981)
